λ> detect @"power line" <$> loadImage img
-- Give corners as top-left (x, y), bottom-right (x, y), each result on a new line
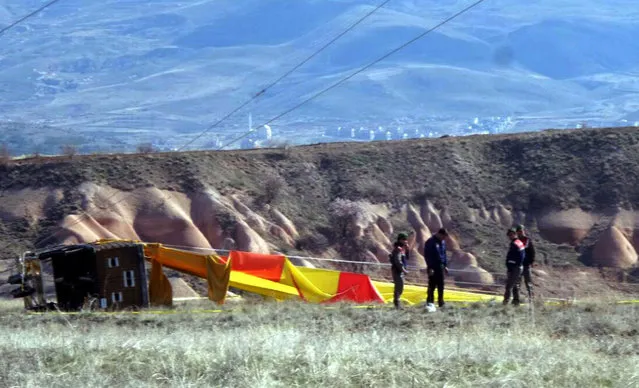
top-left (32, 0), bottom-right (486, 248)
top-left (160, 242), bottom-right (506, 276)
top-left (31, 0), bottom-right (391, 248)
top-left (177, 0), bottom-right (391, 152)
top-left (0, 0), bottom-right (68, 203)
top-left (220, 0), bottom-right (488, 149)
top-left (0, 0), bottom-right (63, 38)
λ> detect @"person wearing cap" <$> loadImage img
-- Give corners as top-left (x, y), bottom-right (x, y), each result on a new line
top-left (516, 225), bottom-right (536, 301)
top-left (503, 228), bottom-right (526, 306)
top-left (424, 228), bottom-right (449, 308)
top-left (389, 233), bottom-right (409, 309)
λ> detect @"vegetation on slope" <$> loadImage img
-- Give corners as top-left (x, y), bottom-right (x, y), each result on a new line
top-left (1, 127), bottom-right (639, 273)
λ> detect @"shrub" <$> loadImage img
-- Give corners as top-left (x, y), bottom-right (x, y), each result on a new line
top-left (295, 233), bottom-right (330, 254)
top-left (253, 174), bottom-right (286, 207)
top-left (328, 198), bottom-right (368, 240)
top-left (31, 149), bottom-right (42, 161)
top-left (0, 143), bottom-right (10, 165)
top-left (262, 174), bottom-right (285, 204)
top-left (60, 144), bottom-right (78, 157)
top-left (136, 143), bottom-right (155, 153)
top-left (265, 138), bottom-right (293, 158)
top-left (267, 138), bottom-right (292, 149)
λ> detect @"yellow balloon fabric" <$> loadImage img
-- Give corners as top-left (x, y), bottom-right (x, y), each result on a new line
top-left (95, 240), bottom-right (499, 306)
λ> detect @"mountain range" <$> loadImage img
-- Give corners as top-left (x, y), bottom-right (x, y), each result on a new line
top-left (1, 0), bottom-right (639, 153)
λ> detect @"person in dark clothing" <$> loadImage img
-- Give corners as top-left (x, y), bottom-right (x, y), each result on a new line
top-left (424, 228), bottom-right (449, 308)
top-left (503, 228), bottom-right (526, 306)
top-left (390, 233), bottom-right (409, 309)
top-left (516, 225), bottom-right (536, 301)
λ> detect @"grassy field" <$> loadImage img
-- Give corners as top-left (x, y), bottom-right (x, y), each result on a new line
top-left (0, 299), bottom-right (637, 387)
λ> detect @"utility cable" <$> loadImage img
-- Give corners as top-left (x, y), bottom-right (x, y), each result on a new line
top-left (31, 0), bottom-right (391, 247)
top-left (178, 0), bottom-right (391, 152)
top-left (0, 0), bottom-right (63, 38)
top-left (32, 0), bottom-right (486, 248)
top-left (220, 0), bottom-right (488, 149)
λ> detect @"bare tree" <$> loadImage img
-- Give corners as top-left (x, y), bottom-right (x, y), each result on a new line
top-left (0, 143), bottom-right (10, 165)
top-left (267, 138), bottom-right (292, 149)
top-left (262, 174), bottom-right (285, 204)
top-left (31, 146), bottom-right (41, 160)
top-left (60, 144), bottom-right (78, 158)
top-left (329, 198), bottom-right (368, 239)
top-left (136, 143), bottom-right (155, 153)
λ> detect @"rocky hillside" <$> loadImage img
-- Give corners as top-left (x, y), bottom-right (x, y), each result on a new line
top-left (1, 126), bottom-right (639, 295)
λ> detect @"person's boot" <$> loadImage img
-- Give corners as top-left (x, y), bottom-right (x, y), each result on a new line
top-left (528, 289), bottom-right (534, 303)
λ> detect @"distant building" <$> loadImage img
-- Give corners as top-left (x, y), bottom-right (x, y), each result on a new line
top-left (240, 138), bottom-right (255, 149)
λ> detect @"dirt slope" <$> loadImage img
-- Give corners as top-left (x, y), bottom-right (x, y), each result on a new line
top-left (1, 126), bottom-right (639, 296)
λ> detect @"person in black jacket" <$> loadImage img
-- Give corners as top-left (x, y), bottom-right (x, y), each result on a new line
top-left (503, 228), bottom-right (526, 306)
top-left (516, 225), bottom-right (536, 301)
top-left (389, 233), bottom-right (409, 309)
top-left (424, 228), bottom-right (449, 308)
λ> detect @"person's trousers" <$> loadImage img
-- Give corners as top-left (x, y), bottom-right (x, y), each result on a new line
top-left (392, 271), bottom-right (404, 308)
top-left (427, 269), bottom-right (445, 307)
top-left (503, 266), bottom-right (522, 305)
top-left (522, 265), bottom-right (533, 300)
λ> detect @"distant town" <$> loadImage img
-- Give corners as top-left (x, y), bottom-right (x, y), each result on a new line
top-left (229, 115), bottom-right (639, 151)
top-left (2, 115), bottom-right (639, 157)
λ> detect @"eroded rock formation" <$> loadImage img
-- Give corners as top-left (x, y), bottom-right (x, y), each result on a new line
top-left (1, 183), bottom-right (638, 294)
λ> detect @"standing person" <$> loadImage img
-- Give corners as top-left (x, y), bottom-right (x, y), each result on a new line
top-left (424, 228), bottom-right (449, 308)
top-left (516, 225), bottom-right (536, 301)
top-left (389, 233), bottom-right (409, 309)
top-left (503, 228), bottom-right (526, 306)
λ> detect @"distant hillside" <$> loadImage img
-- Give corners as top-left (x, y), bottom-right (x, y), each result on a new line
top-left (1, 127), bottom-right (639, 298)
top-left (1, 0), bottom-right (639, 150)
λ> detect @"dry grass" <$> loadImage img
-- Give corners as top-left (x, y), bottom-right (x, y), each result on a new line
top-left (0, 299), bottom-right (637, 387)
